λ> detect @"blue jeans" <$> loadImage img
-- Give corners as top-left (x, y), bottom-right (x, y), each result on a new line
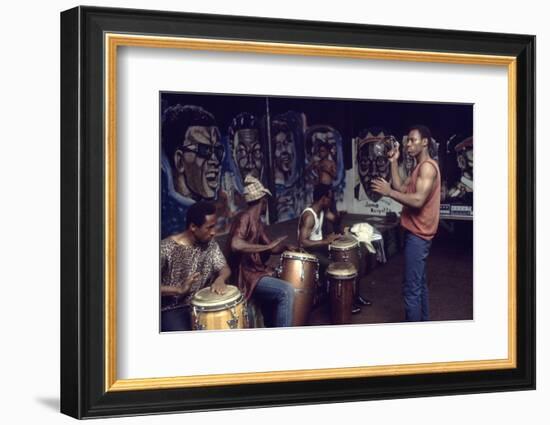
top-left (253, 276), bottom-right (295, 327)
top-left (403, 231), bottom-right (432, 322)
top-left (161, 306), bottom-right (191, 332)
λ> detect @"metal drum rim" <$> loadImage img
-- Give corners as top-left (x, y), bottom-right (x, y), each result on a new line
top-left (328, 242), bottom-right (359, 251)
top-left (191, 296), bottom-right (244, 312)
top-left (281, 251), bottom-right (319, 262)
top-left (190, 284), bottom-right (243, 310)
top-left (327, 272), bottom-right (358, 279)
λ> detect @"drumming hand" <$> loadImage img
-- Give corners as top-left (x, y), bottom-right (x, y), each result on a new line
top-left (182, 272), bottom-right (201, 293)
top-left (269, 236), bottom-right (288, 249)
top-left (286, 244), bottom-right (299, 252)
top-left (210, 278), bottom-right (227, 295)
top-left (327, 233), bottom-right (340, 244)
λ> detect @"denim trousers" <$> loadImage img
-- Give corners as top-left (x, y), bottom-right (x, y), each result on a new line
top-left (403, 231), bottom-right (432, 322)
top-left (253, 276), bottom-right (296, 327)
top-left (161, 306), bottom-right (191, 332)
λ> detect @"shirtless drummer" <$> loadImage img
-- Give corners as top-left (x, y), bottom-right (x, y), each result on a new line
top-left (307, 142), bottom-right (337, 185)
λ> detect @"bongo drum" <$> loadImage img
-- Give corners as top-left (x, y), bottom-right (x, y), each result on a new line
top-left (190, 285), bottom-right (247, 330)
top-left (327, 262), bottom-right (357, 325)
top-left (276, 250), bottom-right (319, 326)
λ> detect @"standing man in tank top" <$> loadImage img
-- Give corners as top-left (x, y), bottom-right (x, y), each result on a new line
top-left (371, 125), bottom-right (441, 322)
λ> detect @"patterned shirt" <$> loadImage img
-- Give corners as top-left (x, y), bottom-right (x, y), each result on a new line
top-left (160, 238), bottom-right (226, 311)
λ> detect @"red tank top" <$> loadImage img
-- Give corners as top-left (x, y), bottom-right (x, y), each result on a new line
top-left (400, 158), bottom-right (441, 240)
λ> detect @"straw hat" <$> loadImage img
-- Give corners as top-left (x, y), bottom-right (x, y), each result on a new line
top-left (243, 175), bottom-right (272, 203)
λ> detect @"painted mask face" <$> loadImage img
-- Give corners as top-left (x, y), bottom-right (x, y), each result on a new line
top-left (311, 130), bottom-right (337, 160)
top-left (180, 125), bottom-right (223, 200)
top-left (457, 148), bottom-right (473, 174)
top-left (274, 130), bottom-right (295, 176)
top-left (234, 128), bottom-right (263, 180)
top-left (455, 137), bottom-right (473, 177)
top-left (357, 138), bottom-right (391, 202)
top-left (276, 189), bottom-right (296, 221)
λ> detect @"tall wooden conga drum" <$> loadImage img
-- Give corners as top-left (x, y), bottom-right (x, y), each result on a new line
top-left (327, 262), bottom-right (357, 325)
top-left (190, 285), bottom-right (248, 330)
top-left (276, 251), bottom-right (319, 326)
top-left (329, 234), bottom-right (362, 297)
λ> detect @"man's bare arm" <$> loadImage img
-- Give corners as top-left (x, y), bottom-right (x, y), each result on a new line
top-left (388, 162), bottom-right (437, 209)
top-left (160, 272), bottom-right (201, 296)
top-left (259, 227), bottom-right (289, 254)
top-left (231, 236), bottom-right (279, 253)
top-left (298, 212), bottom-right (338, 248)
top-left (390, 160), bottom-right (410, 193)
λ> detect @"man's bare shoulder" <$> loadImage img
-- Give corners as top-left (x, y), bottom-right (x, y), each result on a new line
top-left (233, 210), bottom-right (252, 223)
top-left (320, 158), bottom-right (335, 167)
top-left (419, 161), bottom-right (438, 178)
top-left (300, 210), bottom-right (315, 226)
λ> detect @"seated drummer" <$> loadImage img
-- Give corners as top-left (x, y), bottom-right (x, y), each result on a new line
top-left (160, 201), bottom-right (231, 332)
top-left (298, 184), bottom-right (371, 313)
top-left (226, 175), bottom-right (296, 327)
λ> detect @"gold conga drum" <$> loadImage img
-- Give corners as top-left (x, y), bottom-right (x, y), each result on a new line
top-left (190, 285), bottom-right (247, 330)
top-left (327, 262), bottom-right (357, 325)
top-left (276, 250), bottom-right (319, 326)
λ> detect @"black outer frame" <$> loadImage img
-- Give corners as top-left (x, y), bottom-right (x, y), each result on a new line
top-left (60, 6), bottom-right (536, 419)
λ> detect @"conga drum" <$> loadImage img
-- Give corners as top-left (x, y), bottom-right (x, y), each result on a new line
top-left (190, 285), bottom-right (247, 330)
top-left (276, 251), bottom-right (319, 326)
top-left (329, 234), bottom-right (361, 273)
top-left (327, 262), bottom-right (357, 325)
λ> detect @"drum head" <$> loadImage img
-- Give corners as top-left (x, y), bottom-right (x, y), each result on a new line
top-left (281, 250), bottom-right (318, 262)
top-left (329, 235), bottom-right (359, 250)
top-left (327, 261), bottom-right (357, 278)
top-left (191, 284), bottom-right (242, 309)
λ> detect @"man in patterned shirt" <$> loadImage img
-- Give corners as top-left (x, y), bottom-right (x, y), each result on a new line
top-left (160, 201), bottom-right (231, 332)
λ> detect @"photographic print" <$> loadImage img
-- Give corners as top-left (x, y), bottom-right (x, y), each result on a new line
top-left (61, 7), bottom-right (534, 418)
top-left (159, 92), bottom-right (474, 332)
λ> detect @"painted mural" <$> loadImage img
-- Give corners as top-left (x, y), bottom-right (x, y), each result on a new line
top-left (161, 104), bottom-right (224, 238)
top-left (270, 111), bottom-right (306, 222)
top-left (160, 94), bottom-right (474, 239)
top-left (352, 127), bottom-right (403, 215)
top-left (304, 124), bottom-right (346, 208)
top-left (440, 134), bottom-right (473, 216)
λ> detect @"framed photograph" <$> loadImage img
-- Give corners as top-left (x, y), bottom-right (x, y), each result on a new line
top-left (60, 5), bottom-right (535, 419)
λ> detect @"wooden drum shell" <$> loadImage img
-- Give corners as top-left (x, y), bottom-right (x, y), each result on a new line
top-left (277, 251), bottom-right (319, 326)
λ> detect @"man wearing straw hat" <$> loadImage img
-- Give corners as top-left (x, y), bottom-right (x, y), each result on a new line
top-left (226, 175), bottom-right (296, 327)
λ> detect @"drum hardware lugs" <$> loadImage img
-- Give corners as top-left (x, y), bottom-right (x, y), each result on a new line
top-left (192, 306), bottom-right (205, 330)
top-left (227, 307), bottom-right (239, 329)
top-left (242, 302), bottom-right (249, 327)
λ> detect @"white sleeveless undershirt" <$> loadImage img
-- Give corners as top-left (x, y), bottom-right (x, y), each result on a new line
top-left (299, 208), bottom-right (324, 241)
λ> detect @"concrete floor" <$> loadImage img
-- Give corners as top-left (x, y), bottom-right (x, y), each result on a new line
top-left (218, 214), bottom-right (473, 326)
top-left (307, 224), bottom-right (474, 325)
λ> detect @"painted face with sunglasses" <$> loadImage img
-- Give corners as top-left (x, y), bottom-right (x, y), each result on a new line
top-left (174, 125), bottom-right (224, 201)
